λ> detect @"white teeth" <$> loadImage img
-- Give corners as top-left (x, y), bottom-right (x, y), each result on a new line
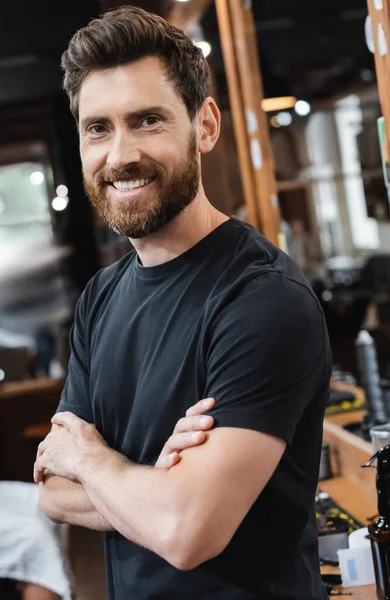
top-left (112, 177), bottom-right (153, 191)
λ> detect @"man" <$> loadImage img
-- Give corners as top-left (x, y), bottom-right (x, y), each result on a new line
top-left (36, 6), bottom-right (331, 599)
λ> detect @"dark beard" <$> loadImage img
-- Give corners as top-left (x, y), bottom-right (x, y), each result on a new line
top-left (83, 130), bottom-right (200, 239)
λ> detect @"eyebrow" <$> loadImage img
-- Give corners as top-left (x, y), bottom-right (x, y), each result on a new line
top-left (80, 106), bottom-right (172, 129)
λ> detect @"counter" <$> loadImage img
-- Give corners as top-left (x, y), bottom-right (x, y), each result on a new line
top-left (322, 384), bottom-right (377, 598)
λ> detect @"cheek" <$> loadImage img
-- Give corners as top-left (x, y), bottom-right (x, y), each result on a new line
top-left (147, 140), bottom-right (183, 173)
top-left (81, 148), bottom-right (104, 181)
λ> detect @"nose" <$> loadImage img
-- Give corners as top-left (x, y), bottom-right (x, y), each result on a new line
top-left (107, 131), bottom-right (142, 171)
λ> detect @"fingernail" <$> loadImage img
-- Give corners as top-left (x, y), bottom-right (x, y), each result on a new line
top-left (203, 397), bottom-right (214, 404)
top-left (200, 416), bottom-right (211, 426)
top-left (191, 432), bottom-right (202, 440)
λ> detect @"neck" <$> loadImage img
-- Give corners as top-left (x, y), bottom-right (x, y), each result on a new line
top-left (129, 186), bottom-right (229, 267)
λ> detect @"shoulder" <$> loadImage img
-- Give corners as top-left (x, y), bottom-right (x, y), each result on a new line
top-left (212, 269), bottom-right (325, 347)
top-left (211, 219), bottom-right (323, 328)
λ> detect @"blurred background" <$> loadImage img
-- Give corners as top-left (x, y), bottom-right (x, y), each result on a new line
top-left (1, 1), bottom-right (390, 598)
top-left (0, 0), bottom-right (388, 385)
top-left (0, 0), bottom-right (388, 464)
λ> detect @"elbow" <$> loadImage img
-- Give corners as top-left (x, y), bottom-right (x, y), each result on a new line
top-left (166, 540), bottom-right (227, 571)
top-left (162, 519), bottom-right (229, 571)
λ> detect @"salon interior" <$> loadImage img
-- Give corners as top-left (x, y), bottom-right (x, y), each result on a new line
top-left (1, 0), bottom-right (390, 598)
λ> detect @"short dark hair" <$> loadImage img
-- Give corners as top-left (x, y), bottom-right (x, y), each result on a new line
top-left (61, 5), bottom-right (211, 121)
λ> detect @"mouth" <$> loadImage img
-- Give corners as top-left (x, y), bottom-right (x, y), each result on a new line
top-left (106, 176), bottom-right (157, 200)
top-left (110, 176), bottom-right (156, 192)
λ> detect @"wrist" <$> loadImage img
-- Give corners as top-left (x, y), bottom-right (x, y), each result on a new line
top-left (76, 444), bottom-right (111, 483)
top-left (77, 445), bottom-right (126, 486)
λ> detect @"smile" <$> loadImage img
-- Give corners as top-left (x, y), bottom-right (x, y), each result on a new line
top-left (111, 177), bottom-right (155, 192)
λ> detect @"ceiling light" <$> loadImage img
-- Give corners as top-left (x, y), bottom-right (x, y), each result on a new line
top-left (195, 41), bottom-right (212, 58)
top-left (276, 112), bottom-right (293, 127)
top-left (262, 97), bottom-right (297, 113)
top-left (52, 196), bottom-right (69, 212)
top-left (30, 171), bottom-right (44, 185)
top-left (56, 184), bottom-right (68, 197)
top-left (295, 100), bottom-right (311, 116)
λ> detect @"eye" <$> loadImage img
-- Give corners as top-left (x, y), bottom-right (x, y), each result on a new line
top-left (140, 116), bottom-right (160, 128)
top-left (88, 124), bottom-right (106, 135)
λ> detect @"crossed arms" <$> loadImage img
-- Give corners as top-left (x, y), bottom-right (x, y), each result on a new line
top-left (37, 403), bottom-right (285, 570)
top-left (37, 275), bottom-right (322, 570)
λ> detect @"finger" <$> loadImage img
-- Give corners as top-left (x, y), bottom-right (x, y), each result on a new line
top-left (35, 438), bottom-right (48, 463)
top-left (51, 411), bottom-right (83, 428)
top-left (161, 431), bottom-right (207, 457)
top-left (155, 452), bottom-right (181, 469)
top-left (174, 415), bottom-right (214, 434)
top-left (33, 458), bottom-right (46, 484)
top-left (185, 397), bottom-right (215, 418)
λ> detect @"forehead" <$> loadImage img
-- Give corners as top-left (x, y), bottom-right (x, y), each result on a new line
top-left (78, 56), bottom-right (185, 121)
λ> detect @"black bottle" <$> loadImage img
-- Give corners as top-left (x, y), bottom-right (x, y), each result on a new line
top-left (365, 445), bottom-right (390, 599)
top-left (356, 330), bottom-right (387, 426)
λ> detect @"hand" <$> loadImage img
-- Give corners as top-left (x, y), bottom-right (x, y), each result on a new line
top-left (34, 413), bottom-right (107, 484)
top-left (155, 397), bottom-right (215, 468)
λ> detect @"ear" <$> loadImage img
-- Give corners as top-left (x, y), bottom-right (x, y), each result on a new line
top-left (197, 97), bottom-right (221, 155)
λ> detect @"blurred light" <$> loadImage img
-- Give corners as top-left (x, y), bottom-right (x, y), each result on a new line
top-left (30, 171), bottom-right (44, 185)
top-left (262, 96), bottom-right (297, 112)
top-left (176, 0), bottom-right (190, 2)
top-left (270, 116), bottom-right (282, 128)
top-left (322, 290), bottom-right (333, 302)
top-left (295, 100), bottom-right (311, 116)
top-left (52, 196), bottom-right (69, 211)
top-left (276, 112), bottom-right (293, 127)
top-left (195, 41), bottom-right (212, 57)
top-left (360, 68), bottom-right (374, 82)
top-left (365, 15), bottom-right (375, 54)
top-left (0, 369), bottom-right (4, 382)
top-left (56, 184), bottom-right (68, 197)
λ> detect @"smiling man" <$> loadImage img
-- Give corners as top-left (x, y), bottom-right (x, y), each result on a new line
top-left (37, 6), bottom-right (331, 600)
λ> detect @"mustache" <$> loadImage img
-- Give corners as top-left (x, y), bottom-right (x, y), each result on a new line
top-left (97, 165), bottom-right (162, 184)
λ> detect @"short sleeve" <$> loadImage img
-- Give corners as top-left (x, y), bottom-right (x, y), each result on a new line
top-left (56, 286), bottom-right (94, 423)
top-left (204, 272), bottom-right (329, 445)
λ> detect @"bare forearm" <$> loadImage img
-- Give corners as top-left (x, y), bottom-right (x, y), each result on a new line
top-left (78, 449), bottom-right (190, 567)
top-left (39, 474), bottom-right (114, 532)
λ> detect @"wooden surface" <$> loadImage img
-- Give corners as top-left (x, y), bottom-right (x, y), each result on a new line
top-left (0, 377), bottom-right (63, 481)
top-left (326, 408), bottom-right (365, 428)
top-left (215, 0), bottom-right (281, 244)
top-left (24, 422), bottom-right (52, 440)
top-left (366, 0), bottom-right (390, 158)
top-left (0, 377), bottom-right (63, 399)
top-left (228, 0), bottom-right (281, 244)
top-left (320, 476), bottom-right (377, 525)
top-left (341, 585), bottom-right (377, 598)
top-left (323, 415), bottom-right (376, 509)
top-left (215, 0), bottom-right (258, 227)
top-left (322, 384), bottom-right (377, 598)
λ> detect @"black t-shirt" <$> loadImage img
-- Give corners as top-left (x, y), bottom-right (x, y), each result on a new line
top-left (58, 217), bottom-right (331, 600)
